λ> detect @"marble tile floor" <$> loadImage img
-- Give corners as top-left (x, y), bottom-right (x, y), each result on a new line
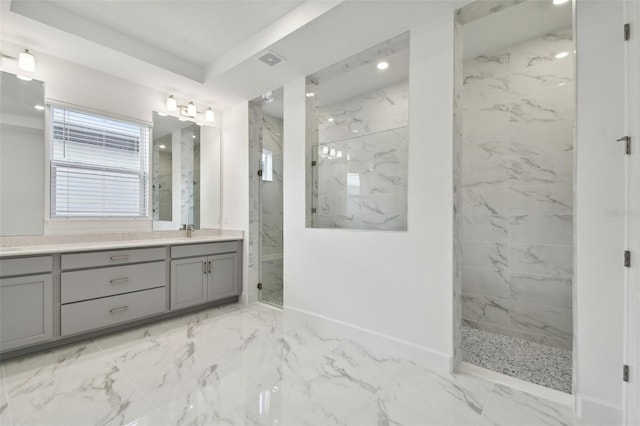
top-left (0, 303), bottom-right (580, 426)
top-left (462, 326), bottom-right (572, 394)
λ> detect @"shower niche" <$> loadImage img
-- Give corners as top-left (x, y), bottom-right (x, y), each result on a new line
top-left (455, 0), bottom-right (575, 393)
top-left (305, 33), bottom-right (410, 231)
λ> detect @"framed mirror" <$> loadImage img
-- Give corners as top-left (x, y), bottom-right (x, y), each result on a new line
top-left (151, 112), bottom-right (221, 231)
top-left (0, 71), bottom-right (46, 236)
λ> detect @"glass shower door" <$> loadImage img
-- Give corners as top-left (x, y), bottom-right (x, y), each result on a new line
top-left (257, 89), bottom-right (284, 307)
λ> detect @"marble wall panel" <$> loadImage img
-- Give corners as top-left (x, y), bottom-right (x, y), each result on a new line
top-left (459, 28), bottom-right (574, 348)
top-left (313, 89), bottom-right (409, 231)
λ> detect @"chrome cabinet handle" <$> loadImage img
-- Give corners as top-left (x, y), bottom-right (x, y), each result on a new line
top-left (109, 306), bottom-right (129, 314)
top-left (208, 261), bottom-right (212, 274)
top-left (109, 277), bottom-right (129, 284)
top-left (110, 255), bottom-right (129, 261)
top-left (203, 261), bottom-right (207, 275)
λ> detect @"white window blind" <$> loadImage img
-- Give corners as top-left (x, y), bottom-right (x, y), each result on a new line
top-left (50, 107), bottom-right (150, 217)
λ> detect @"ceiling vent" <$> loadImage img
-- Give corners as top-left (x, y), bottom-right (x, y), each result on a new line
top-left (257, 50), bottom-right (286, 67)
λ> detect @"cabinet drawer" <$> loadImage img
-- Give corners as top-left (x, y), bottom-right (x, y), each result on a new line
top-left (0, 256), bottom-right (52, 277)
top-left (61, 261), bottom-right (166, 304)
top-left (171, 241), bottom-right (239, 259)
top-left (61, 287), bottom-right (166, 336)
top-left (62, 247), bottom-right (166, 270)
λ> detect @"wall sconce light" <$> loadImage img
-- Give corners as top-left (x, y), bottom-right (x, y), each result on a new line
top-left (166, 95), bottom-right (215, 124)
top-left (18, 49), bottom-right (35, 72)
top-left (166, 95), bottom-right (177, 111)
top-left (186, 101), bottom-right (196, 117)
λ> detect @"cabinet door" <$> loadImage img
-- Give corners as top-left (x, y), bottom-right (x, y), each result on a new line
top-left (207, 253), bottom-right (238, 302)
top-left (171, 256), bottom-right (208, 310)
top-left (0, 274), bottom-right (53, 351)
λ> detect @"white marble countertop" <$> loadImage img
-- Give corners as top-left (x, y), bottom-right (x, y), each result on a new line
top-left (0, 233), bottom-right (243, 257)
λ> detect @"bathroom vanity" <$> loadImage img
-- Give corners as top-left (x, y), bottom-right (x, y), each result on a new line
top-left (0, 234), bottom-right (242, 359)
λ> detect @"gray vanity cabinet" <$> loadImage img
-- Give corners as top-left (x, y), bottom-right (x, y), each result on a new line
top-left (0, 256), bottom-right (53, 351)
top-left (170, 256), bottom-right (208, 310)
top-left (170, 242), bottom-right (241, 311)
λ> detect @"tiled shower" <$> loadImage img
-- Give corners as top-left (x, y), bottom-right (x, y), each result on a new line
top-left (458, 26), bottom-right (574, 392)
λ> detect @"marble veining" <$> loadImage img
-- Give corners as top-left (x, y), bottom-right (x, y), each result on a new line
top-left (0, 303), bottom-right (580, 425)
top-left (459, 28), bottom-right (574, 350)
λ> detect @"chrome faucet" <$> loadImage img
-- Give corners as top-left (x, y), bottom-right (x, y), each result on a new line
top-left (180, 224), bottom-right (195, 238)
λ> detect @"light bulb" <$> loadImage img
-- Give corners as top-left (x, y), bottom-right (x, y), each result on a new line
top-left (555, 51), bottom-right (569, 59)
top-left (377, 61), bottom-right (389, 70)
top-left (19, 49), bottom-right (35, 72)
top-left (187, 102), bottom-right (196, 117)
top-left (159, 144), bottom-right (166, 149)
top-left (322, 146), bottom-right (329, 155)
top-left (329, 148), bottom-right (336, 157)
top-left (34, 104), bottom-right (45, 111)
top-left (337, 150), bottom-right (343, 158)
top-left (553, 0), bottom-right (569, 5)
top-left (206, 108), bottom-right (214, 122)
top-left (305, 92), bottom-right (315, 97)
top-left (167, 95), bottom-right (177, 111)
top-left (327, 117), bottom-right (334, 122)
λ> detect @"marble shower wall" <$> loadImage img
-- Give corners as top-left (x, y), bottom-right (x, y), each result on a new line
top-left (452, 19), bottom-right (464, 369)
top-left (247, 101), bottom-right (262, 304)
top-left (459, 28), bottom-right (574, 349)
top-left (313, 81), bottom-right (409, 231)
top-left (261, 114), bottom-right (284, 257)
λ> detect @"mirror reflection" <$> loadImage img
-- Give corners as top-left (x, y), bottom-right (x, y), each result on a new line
top-left (151, 112), bottom-right (203, 230)
top-left (0, 71), bottom-right (46, 236)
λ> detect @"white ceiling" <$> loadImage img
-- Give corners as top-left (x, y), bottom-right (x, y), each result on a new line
top-left (0, 0), bottom-right (468, 110)
top-left (10, 0), bottom-right (304, 81)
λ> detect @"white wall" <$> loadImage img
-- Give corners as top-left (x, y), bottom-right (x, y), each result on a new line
top-left (282, 12), bottom-right (456, 369)
top-left (221, 102), bottom-right (251, 304)
top-left (575, 0), bottom-right (625, 423)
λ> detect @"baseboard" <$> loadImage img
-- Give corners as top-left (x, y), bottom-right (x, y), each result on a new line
top-left (576, 394), bottom-right (623, 426)
top-left (283, 305), bottom-right (451, 372)
top-left (458, 362), bottom-right (574, 407)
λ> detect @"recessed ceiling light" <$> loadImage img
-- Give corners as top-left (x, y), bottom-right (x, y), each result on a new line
top-left (34, 104), bottom-right (44, 110)
top-left (377, 61), bottom-right (389, 70)
top-left (192, 135), bottom-right (196, 139)
top-left (327, 117), bottom-right (334, 122)
top-left (557, 82), bottom-right (568, 86)
top-left (352, 130), bottom-right (359, 133)
top-left (555, 51), bottom-right (569, 59)
top-left (16, 75), bottom-right (32, 81)
top-left (553, 0), bottom-right (569, 5)
top-left (159, 144), bottom-right (166, 149)
top-left (305, 92), bottom-right (315, 97)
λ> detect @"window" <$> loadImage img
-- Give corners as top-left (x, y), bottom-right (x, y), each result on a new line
top-left (50, 106), bottom-right (150, 217)
top-left (261, 148), bottom-right (273, 182)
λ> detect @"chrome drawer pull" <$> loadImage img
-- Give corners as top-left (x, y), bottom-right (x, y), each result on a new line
top-left (110, 255), bottom-right (129, 261)
top-left (109, 277), bottom-right (129, 284)
top-left (208, 261), bottom-right (212, 274)
top-left (109, 306), bottom-right (129, 314)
